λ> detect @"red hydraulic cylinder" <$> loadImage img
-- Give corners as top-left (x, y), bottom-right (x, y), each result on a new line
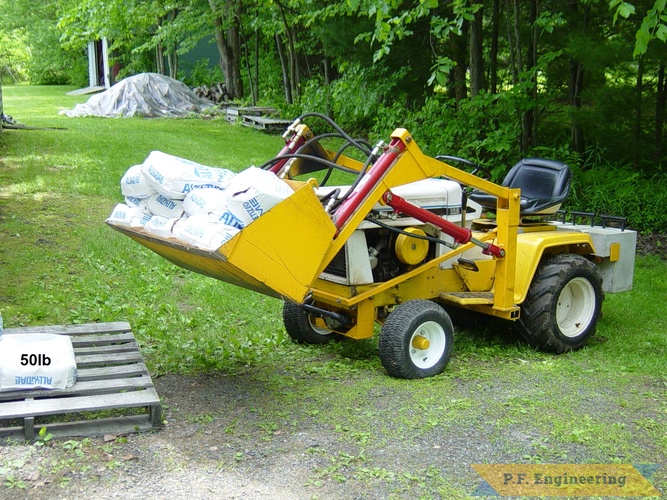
top-left (382, 191), bottom-right (505, 258)
top-left (333, 138), bottom-right (405, 230)
top-left (268, 134), bottom-right (307, 174)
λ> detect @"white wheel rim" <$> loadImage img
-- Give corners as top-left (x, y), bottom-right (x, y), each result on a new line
top-left (409, 321), bottom-right (447, 369)
top-left (308, 316), bottom-right (334, 336)
top-left (556, 277), bottom-right (596, 337)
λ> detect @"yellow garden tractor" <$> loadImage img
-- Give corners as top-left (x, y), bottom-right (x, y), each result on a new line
top-left (110, 113), bottom-right (637, 379)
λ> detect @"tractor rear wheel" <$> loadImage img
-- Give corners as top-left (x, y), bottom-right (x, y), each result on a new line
top-left (378, 300), bottom-right (454, 379)
top-left (517, 253), bottom-right (604, 353)
top-left (282, 302), bottom-right (344, 344)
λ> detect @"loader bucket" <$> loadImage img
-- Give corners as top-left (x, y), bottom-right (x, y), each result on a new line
top-left (109, 181), bottom-right (337, 303)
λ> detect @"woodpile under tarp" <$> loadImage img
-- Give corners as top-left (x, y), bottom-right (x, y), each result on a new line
top-left (193, 83), bottom-right (230, 104)
top-left (60, 73), bottom-right (213, 118)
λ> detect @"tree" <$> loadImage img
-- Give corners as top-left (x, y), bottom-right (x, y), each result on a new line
top-left (0, 30), bottom-right (30, 83)
top-left (0, 0), bottom-right (87, 85)
top-left (208, 0), bottom-right (244, 99)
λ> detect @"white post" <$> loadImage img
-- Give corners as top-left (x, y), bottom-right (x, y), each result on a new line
top-left (101, 38), bottom-right (111, 88)
top-left (88, 41), bottom-right (97, 87)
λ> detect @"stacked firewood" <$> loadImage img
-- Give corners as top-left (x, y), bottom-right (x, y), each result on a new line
top-left (193, 83), bottom-right (230, 104)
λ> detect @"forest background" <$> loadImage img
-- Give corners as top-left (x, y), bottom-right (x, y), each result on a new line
top-left (1, 0), bottom-right (667, 234)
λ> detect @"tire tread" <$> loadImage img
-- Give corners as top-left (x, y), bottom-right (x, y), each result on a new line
top-left (517, 253), bottom-right (604, 353)
top-left (379, 300), bottom-right (453, 379)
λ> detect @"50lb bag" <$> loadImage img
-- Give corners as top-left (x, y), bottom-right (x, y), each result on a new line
top-left (0, 334), bottom-right (78, 391)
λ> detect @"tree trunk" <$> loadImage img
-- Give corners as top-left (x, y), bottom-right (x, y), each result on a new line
top-left (166, 9), bottom-right (179, 79)
top-left (522, 0), bottom-right (538, 149)
top-left (240, 19), bottom-right (255, 105)
top-left (655, 61), bottom-right (666, 165)
top-left (278, 4), bottom-right (300, 99)
top-left (276, 34), bottom-right (292, 105)
top-left (512, 0), bottom-right (523, 76)
top-left (156, 43), bottom-right (165, 75)
top-left (167, 52), bottom-right (178, 79)
top-left (469, 5), bottom-right (485, 98)
top-left (567, 0), bottom-right (587, 155)
top-left (489, 0), bottom-right (500, 95)
top-left (505, 0), bottom-right (518, 86)
top-left (209, 0), bottom-right (244, 99)
top-left (254, 18), bottom-right (260, 104)
top-left (324, 56), bottom-right (332, 115)
top-left (506, 0), bottom-right (528, 151)
top-left (569, 58), bottom-right (585, 154)
top-left (634, 56), bottom-right (644, 170)
top-left (449, 24), bottom-right (469, 103)
top-left (289, 26), bottom-right (300, 99)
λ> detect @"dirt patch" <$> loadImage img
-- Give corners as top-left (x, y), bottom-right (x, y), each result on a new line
top-left (1, 364), bottom-right (665, 499)
top-left (637, 232), bottom-right (667, 260)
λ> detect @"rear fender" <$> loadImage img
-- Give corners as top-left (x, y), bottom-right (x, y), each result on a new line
top-left (513, 231), bottom-right (595, 304)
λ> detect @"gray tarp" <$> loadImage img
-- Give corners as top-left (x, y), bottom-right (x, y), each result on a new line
top-left (61, 73), bottom-right (213, 118)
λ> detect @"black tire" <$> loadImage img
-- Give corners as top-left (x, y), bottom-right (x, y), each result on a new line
top-left (282, 301), bottom-right (345, 344)
top-left (444, 305), bottom-right (486, 331)
top-left (378, 300), bottom-right (454, 379)
top-left (517, 253), bottom-right (604, 353)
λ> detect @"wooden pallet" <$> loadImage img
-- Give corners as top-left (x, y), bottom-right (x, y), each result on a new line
top-left (226, 106), bottom-right (278, 123)
top-left (242, 114), bottom-right (293, 133)
top-left (0, 322), bottom-right (162, 441)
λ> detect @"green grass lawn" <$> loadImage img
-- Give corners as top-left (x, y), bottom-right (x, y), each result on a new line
top-left (1, 84), bottom-right (289, 372)
top-left (1, 85), bottom-right (666, 496)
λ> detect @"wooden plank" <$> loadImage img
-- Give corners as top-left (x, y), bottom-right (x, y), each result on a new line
top-left (226, 108), bottom-right (241, 122)
top-left (44, 414), bottom-right (158, 439)
top-left (0, 388), bottom-right (160, 420)
top-left (75, 352), bottom-right (144, 366)
top-left (0, 415), bottom-right (156, 440)
top-left (73, 343), bottom-right (139, 355)
top-left (66, 86), bottom-right (105, 96)
top-left (70, 333), bottom-right (137, 347)
top-left (4, 322), bottom-right (131, 336)
top-left (242, 114), bottom-right (292, 132)
top-left (75, 364), bottom-right (149, 381)
top-left (150, 404), bottom-right (163, 427)
top-left (243, 115), bottom-right (291, 125)
top-left (24, 416), bottom-right (34, 441)
top-left (0, 376), bottom-right (154, 402)
top-left (238, 106), bottom-right (277, 116)
top-left (23, 397), bottom-right (35, 441)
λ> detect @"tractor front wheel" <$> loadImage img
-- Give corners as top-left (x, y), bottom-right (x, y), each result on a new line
top-left (282, 302), bottom-right (344, 344)
top-left (517, 253), bottom-right (604, 353)
top-left (378, 300), bottom-right (454, 379)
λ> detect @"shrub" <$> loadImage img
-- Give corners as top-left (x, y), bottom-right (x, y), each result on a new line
top-left (290, 63), bottom-right (408, 135)
top-left (182, 58), bottom-right (224, 87)
top-left (569, 163), bottom-right (667, 234)
top-left (24, 21), bottom-right (87, 85)
top-left (0, 30), bottom-right (30, 83)
top-left (373, 88), bottom-right (531, 180)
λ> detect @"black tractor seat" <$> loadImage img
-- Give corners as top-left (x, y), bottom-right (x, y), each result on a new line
top-left (468, 158), bottom-right (572, 215)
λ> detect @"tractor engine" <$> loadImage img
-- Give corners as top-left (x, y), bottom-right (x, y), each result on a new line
top-left (318, 178), bottom-right (482, 286)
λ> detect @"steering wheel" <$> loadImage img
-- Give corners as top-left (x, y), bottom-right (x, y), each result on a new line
top-left (435, 155), bottom-right (492, 181)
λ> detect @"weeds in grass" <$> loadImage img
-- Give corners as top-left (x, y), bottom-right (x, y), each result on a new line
top-left (3, 474), bottom-right (26, 490)
top-left (192, 413), bottom-right (215, 425)
top-left (33, 427), bottom-right (53, 447)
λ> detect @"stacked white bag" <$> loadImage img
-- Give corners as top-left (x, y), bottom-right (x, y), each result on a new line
top-left (107, 151), bottom-right (294, 251)
top-left (0, 334), bottom-right (78, 391)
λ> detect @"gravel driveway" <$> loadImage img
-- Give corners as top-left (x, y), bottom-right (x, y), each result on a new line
top-left (1, 351), bottom-right (665, 500)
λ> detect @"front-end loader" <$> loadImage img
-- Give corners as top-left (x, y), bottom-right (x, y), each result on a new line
top-left (109, 114), bottom-right (636, 379)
